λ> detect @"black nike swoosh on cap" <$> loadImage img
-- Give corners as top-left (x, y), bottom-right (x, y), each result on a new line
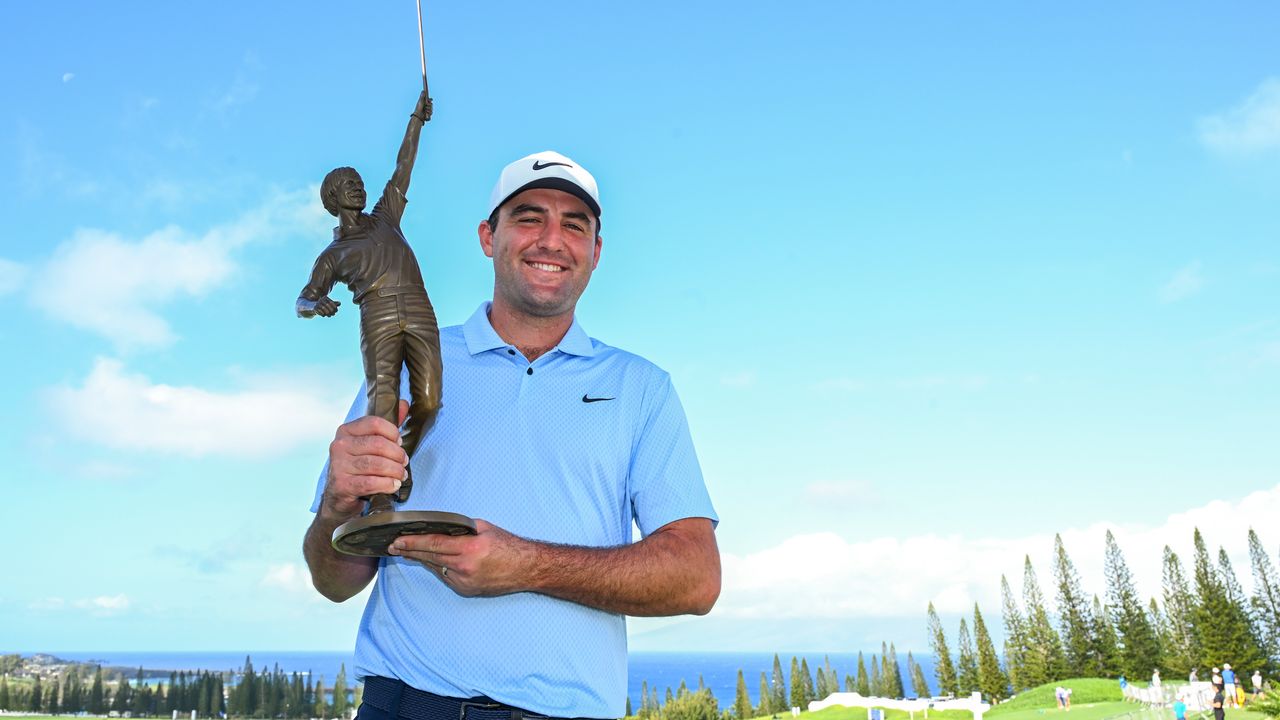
top-left (582, 394), bottom-right (615, 403)
top-left (532, 160), bottom-right (572, 171)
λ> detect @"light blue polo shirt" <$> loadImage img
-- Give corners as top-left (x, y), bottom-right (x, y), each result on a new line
top-left (312, 302), bottom-right (717, 718)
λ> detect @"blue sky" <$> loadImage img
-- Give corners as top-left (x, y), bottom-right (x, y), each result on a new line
top-left (2, 1), bottom-right (1278, 653)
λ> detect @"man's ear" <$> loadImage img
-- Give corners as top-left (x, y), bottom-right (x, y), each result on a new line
top-left (478, 220), bottom-right (495, 258)
top-left (592, 235), bottom-right (602, 270)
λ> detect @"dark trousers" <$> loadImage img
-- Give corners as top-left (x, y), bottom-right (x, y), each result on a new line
top-left (357, 677), bottom-right (573, 720)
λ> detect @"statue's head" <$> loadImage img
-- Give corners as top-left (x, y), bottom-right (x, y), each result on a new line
top-left (321, 166), bottom-right (365, 216)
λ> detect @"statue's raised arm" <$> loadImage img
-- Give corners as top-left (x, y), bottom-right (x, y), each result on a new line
top-left (389, 90), bottom-right (433, 199)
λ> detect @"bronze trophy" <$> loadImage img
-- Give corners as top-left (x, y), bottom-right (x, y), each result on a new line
top-left (296, 8), bottom-right (475, 556)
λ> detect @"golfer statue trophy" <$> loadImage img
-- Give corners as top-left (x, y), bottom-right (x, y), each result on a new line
top-left (296, 3), bottom-right (476, 556)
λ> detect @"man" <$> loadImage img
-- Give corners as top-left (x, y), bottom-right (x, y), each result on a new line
top-left (1172, 694), bottom-right (1187, 720)
top-left (1223, 664), bottom-right (1237, 707)
top-left (304, 150), bottom-right (721, 720)
top-left (297, 90), bottom-right (440, 505)
top-left (1252, 670), bottom-right (1264, 698)
top-left (1212, 687), bottom-right (1225, 720)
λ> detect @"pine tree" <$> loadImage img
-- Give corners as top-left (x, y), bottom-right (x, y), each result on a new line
top-left (1000, 575), bottom-right (1028, 691)
top-left (1147, 597), bottom-right (1168, 673)
top-left (974, 604), bottom-right (1010, 702)
top-left (823, 657), bottom-right (837, 699)
top-left (887, 644), bottom-right (905, 699)
top-left (1104, 530), bottom-right (1161, 678)
top-left (789, 657), bottom-right (804, 709)
top-left (1192, 530), bottom-right (1267, 672)
top-left (166, 672), bottom-right (178, 714)
top-left (1023, 556), bottom-right (1067, 686)
top-left (197, 673), bottom-right (211, 718)
top-left (855, 653), bottom-right (870, 696)
top-left (0, 675), bottom-right (10, 711)
top-left (132, 667), bottom-right (148, 717)
top-left (626, 696), bottom-right (633, 717)
top-left (869, 656), bottom-right (882, 697)
top-left (815, 668), bottom-right (828, 700)
top-left (46, 679), bottom-right (60, 715)
top-left (927, 603), bottom-right (959, 696)
top-left (640, 680), bottom-right (652, 718)
top-left (63, 668), bottom-right (82, 714)
top-left (771, 654), bottom-right (787, 713)
top-left (112, 673), bottom-right (131, 715)
top-left (1090, 595), bottom-right (1122, 677)
top-left (734, 670), bottom-right (751, 720)
top-left (89, 666), bottom-right (104, 712)
top-left (800, 657), bottom-right (815, 705)
top-left (956, 618), bottom-right (979, 695)
top-left (1161, 546), bottom-right (1199, 677)
top-left (908, 652), bottom-right (931, 698)
top-left (333, 664), bottom-right (349, 718)
top-left (30, 675), bottom-right (43, 713)
top-left (757, 673), bottom-right (770, 716)
top-left (1216, 546), bottom-right (1268, 672)
top-left (1053, 535), bottom-right (1096, 678)
top-left (1247, 528), bottom-right (1280, 662)
top-left (314, 676), bottom-right (326, 719)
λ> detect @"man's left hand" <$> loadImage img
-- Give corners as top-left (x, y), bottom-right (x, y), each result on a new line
top-left (388, 519), bottom-right (530, 596)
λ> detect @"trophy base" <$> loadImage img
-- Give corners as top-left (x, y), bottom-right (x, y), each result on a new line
top-left (332, 510), bottom-right (477, 557)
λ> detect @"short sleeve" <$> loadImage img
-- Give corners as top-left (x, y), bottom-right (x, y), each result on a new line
top-left (627, 372), bottom-right (718, 537)
top-left (372, 181), bottom-right (407, 226)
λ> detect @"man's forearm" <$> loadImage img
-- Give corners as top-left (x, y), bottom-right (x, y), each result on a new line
top-left (523, 518), bottom-right (720, 616)
top-left (304, 511), bottom-right (378, 602)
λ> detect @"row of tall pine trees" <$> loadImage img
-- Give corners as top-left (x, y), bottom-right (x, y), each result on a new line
top-left (926, 528), bottom-right (1280, 702)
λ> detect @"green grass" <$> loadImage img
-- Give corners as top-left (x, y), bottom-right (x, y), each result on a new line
top-left (800, 708), bottom-right (974, 720)
top-left (989, 679), bottom-right (1124, 716)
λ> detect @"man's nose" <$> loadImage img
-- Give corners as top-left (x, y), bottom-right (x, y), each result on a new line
top-left (534, 222), bottom-right (567, 248)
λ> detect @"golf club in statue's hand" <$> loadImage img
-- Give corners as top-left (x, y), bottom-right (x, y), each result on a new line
top-left (297, 90), bottom-right (475, 557)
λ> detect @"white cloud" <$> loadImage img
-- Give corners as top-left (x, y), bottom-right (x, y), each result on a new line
top-left (62, 72), bottom-right (74, 83)
top-left (714, 484), bottom-right (1280, 621)
top-left (33, 187), bottom-right (327, 349)
top-left (48, 357), bottom-right (350, 457)
top-left (0, 257), bottom-right (26, 296)
top-left (1160, 260), bottom-right (1204, 303)
top-left (261, 563), bottom-right (315, 594)
top-left (30, 594), bottom-right (130, 616)
top-left (1199, 78), bottom-right (1280, 154)
top-left (80, 594), bottom-right (130, 614)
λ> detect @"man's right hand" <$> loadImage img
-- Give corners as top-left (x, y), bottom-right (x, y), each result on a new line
top-left (320, 400), bottom-right (410, 521)
top-left (313, 296), bottom-right (340, 317)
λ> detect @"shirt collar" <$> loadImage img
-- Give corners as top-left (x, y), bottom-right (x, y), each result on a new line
top-left (463, 302), bottom-right (596, 358)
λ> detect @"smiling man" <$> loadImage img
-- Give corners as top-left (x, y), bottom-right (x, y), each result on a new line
top-left (304, 151), bottom-right (721, 720)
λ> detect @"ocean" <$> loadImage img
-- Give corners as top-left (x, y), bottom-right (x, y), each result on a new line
top-left (49, 651), bottom-right (938, 709)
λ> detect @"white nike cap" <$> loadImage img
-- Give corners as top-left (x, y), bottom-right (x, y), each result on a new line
top-left (486, 150), bottom-right (601, 220)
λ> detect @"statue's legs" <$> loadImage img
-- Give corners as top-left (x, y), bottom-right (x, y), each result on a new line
top-left (359, 297), bottom-right (408, 510)
top-left (398, 293), bottom-right (442, 502)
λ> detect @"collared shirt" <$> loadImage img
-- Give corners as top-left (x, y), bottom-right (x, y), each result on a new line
top-left (300, 183), bottom-right (426, 305)
top-left (312, 302), bottom-right (717, 718)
